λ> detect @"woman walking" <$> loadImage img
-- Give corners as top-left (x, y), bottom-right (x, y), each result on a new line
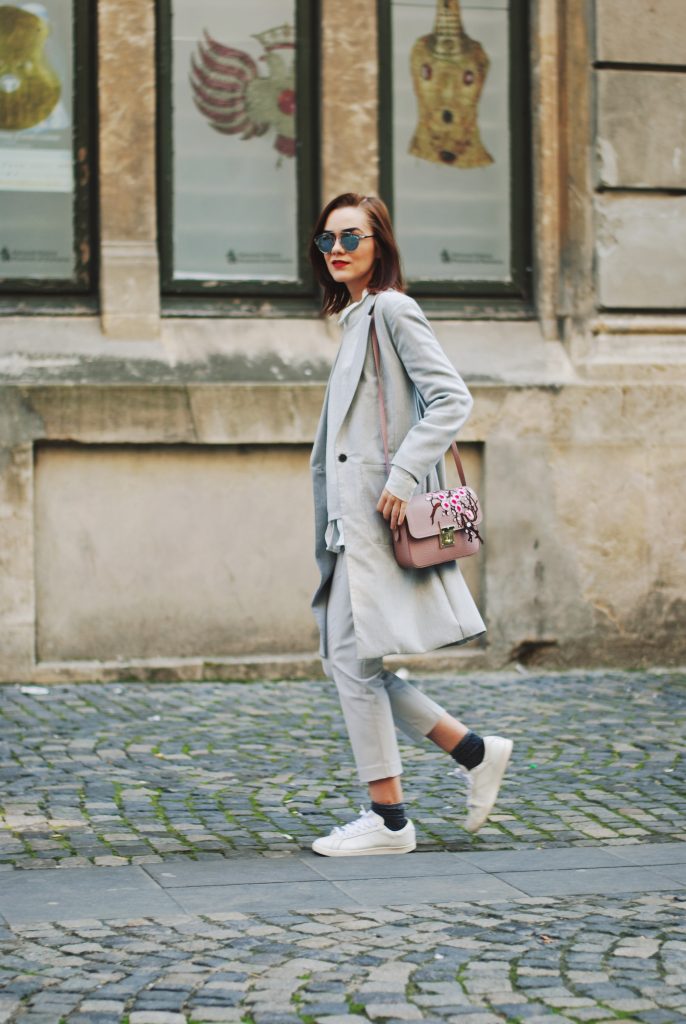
top-left (309, 193), bottom-right (512, 857)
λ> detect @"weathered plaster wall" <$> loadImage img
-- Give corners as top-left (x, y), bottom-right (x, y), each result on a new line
top-left (0, 373), bottom-right (684, 681)
top-left (31, 439), bottom-right (478, 662)
top-left (34, 444), bottom-right (321, 661)
top-left (0, 0), bottom-right (684, 682)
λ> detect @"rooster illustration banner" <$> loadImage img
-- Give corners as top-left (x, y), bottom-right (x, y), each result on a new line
top-left (390, 0), bottom-right (511, 284)
top-left (0, 1), bottom-right (75, 280)
top-left (171, 0), bottom-right (299, 282)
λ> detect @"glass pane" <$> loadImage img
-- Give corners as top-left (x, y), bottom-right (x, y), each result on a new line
top-left (0, 1), bottom-right (75, 280)
top-left (391, 0), bottom-right (511, 283)
top-left (171, 0), bottom-right (299, 282)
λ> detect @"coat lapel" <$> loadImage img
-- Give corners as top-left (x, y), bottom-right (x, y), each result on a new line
top-left (326, 299), bottom-right (374, 451)
top-left (310, 373), bottom-right (332, 469)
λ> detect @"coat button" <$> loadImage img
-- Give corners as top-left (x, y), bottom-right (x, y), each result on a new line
top-left (338, 453), bottom-right (347, 462)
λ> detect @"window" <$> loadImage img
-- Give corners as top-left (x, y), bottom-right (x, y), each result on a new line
top-left (378, 0), bottom-right (530, 305)
top-left (0, 1), bottom-right (95, 298)
top-left (157, 0), bottom-right (318, 309)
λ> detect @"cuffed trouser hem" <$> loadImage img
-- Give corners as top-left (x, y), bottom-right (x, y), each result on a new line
top-left (356, 760), bottom-right (404, 784)
top-left (323, 551), bottom-right (448, 784)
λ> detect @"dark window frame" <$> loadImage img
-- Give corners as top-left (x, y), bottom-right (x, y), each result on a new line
top-left (0, 0), bottom-right (98, 311)
top-left (157, 0), bottom-right (320, 314)
top-left (377, 0), bottom-right (532, 316)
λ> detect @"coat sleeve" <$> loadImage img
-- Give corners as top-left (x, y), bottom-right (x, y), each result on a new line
top-left (377, 292), bottom-right (473, 486)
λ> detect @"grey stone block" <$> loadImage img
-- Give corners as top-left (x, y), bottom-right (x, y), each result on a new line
top-left (365, 1005), bottom-right (423, 1021)
top-left (0, 998), bottom-right (21, 1024)
top-left (186, 1010), bottom-right (244, 1023)
top-left (596, 0), bottom-right (686, 64)
top-left (597, 70), bottom-right (686, 188)
top-left (308, 1018), bottom-right (368, 1024)
top-left (595, 195), bottom-right (686, 308)
top-left (129, 1014), bottom-right (187, 1024)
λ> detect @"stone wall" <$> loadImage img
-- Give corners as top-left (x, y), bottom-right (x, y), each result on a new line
top-left (0, 0), bottom-right (684, 683)
top-left (578, 0), bottom-right (686, 367)
top-left (594, 1), bottom-right (686, 311)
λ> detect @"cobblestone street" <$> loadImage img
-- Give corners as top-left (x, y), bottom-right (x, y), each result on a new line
top-left (0, 670), bottom-right (684, 1023)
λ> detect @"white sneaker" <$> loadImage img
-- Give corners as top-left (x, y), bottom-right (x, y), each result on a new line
top-left (311, 806), bottom-right (416, 857)
top-left (462, 735), bottom-right (513, 833)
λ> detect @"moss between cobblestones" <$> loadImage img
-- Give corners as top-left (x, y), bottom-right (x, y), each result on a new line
top-left (1, 672), bottom-right (685, 868)
top-left (149, 790), bottom-right (201, 857)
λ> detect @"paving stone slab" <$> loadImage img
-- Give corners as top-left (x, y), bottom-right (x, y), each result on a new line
top-left (332, 872), bottom-right (523, 906)
top-left (608, 843), bottom-right (686, 866)
top-left (143, 855), bottom-right (322, 888)
top-left (305, 850), bottom-right (482, 881)
top-left (168, 880), bottom-right (361, 915)
top-left (0, 866), bottom-right (181, 924)
top-left (460, 847), bottom-right (624, 873)
top-left (651, 862), bottom-right (686, 884)
top-left (495, 866), bottom-right (686, 898)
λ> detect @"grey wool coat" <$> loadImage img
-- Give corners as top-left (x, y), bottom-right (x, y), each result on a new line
top-left (310, 288), bottom-right (486, 660)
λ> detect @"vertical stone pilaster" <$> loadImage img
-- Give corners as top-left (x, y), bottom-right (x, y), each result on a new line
top-left (98, 0), bottom-right (160, 338)
top-left (0, 391), bottom-right (43, 682)
top-left (559, 0), bottom-right (596, 357)
top-left (530, 0), bottom-right (563, 340)
top-left (0, 445), bottom-right (35, 680)
top-left (321, 0), bottom-right (379, 202)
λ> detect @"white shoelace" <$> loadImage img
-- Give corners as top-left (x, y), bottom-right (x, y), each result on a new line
top-left (453, 765), bottom-right (473, 790)
top-left (331, 806), bottom-right (379, 837)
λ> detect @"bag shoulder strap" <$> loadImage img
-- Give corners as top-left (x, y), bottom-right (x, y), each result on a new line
top-left (368, 303), bottom-right (467, 488)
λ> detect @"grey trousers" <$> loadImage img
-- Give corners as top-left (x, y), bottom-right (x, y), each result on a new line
top-left (322, 551), bottom-right (447, 783)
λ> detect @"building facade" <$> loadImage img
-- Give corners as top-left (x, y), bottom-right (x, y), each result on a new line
top-left (0, 0), bottom-right (684, 683)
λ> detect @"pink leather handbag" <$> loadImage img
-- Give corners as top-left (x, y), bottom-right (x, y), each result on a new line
top-left (370, 310), bottom-right (483, 570)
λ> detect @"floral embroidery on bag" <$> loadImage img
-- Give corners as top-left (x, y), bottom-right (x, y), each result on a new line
top-left (425, 487), bottom-right (483, 543)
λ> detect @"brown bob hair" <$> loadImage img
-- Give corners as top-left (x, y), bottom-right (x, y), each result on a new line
top-left (308, 193), bottom-right (405, 316)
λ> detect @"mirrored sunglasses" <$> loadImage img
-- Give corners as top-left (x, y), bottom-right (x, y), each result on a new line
top-left (314, 231), bottom-right (374, 254)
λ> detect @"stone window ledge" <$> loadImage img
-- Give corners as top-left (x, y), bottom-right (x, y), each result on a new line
top-left (0, 315), bottom-right (574, 388)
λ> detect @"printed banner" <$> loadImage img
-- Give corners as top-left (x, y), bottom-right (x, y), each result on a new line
top-left (171, 0), bottom-right (299, 282)
top-left (391, 0), bottom-right (511, 283)
top-left (0, 1), bottom-right (74, 279)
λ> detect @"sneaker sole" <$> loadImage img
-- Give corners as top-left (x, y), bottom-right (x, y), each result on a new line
top-left (311, 840), bottom-right (417, 857)
top-left (464, 738), bottom-right (513, 834)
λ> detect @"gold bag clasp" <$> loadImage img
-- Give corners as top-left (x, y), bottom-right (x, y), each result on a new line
top-left (439, 525), bottom-right (455, 548)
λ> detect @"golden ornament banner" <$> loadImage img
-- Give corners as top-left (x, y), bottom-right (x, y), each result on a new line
top-left (0, 1), bottom-right (74, 280)
top-left (391, 0), bottom-right (511, 284)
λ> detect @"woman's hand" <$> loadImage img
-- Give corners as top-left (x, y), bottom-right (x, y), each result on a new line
top-left (376, 489), bottom-right (408, 531)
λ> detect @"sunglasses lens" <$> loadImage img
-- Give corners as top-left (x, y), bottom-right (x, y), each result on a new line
top-left (341, 234), bottom-right (360, 252)
top-left (315, 233), bottom-right (334, 253)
